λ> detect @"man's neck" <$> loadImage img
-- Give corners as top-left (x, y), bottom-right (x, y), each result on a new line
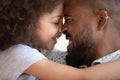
top-left (97, 27), bottom-right (120, 59)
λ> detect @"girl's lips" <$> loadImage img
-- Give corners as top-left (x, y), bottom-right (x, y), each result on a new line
top-left (53, 37), bottom-right (57, 43)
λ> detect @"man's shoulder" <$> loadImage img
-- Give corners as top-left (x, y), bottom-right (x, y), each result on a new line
top-left (92, 50), bottom-right (120, 65)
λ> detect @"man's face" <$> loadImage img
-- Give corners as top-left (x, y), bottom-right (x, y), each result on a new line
top-left (63, 0), bottom-right (98, 67)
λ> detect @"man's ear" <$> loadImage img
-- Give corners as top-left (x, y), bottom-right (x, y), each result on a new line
top-left (97, 10), bottom-right (109, 30)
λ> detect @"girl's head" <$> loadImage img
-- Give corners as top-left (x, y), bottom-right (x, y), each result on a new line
top-left (0, 0), bottom-right (64, 50)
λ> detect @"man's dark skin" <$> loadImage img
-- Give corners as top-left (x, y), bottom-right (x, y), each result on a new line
top-left (63, 0), bottom-right (120, 67)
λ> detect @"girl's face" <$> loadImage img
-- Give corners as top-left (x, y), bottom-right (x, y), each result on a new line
top-left (35, 4), bottom-right (63, 50)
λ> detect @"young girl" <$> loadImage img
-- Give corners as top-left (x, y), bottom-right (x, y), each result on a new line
top-left (0, 0), bottom-right (64, 79)
top-left (1, 0), bottom-right (120, 80)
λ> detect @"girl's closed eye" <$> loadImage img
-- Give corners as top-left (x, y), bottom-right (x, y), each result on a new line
top-left (54, 21), bottom-right (59, 25)
top-left (51, 18), bottom-right (60, 26)
top-left (54, 18), bottom-right (62, 26)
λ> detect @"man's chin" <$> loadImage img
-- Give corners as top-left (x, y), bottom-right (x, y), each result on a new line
top-left (66, 45), bottom-right (97, 67)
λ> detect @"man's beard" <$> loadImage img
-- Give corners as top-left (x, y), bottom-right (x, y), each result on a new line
top-left (66, 27), bottom-right (98, 68)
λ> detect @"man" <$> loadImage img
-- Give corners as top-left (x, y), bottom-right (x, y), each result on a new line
top-left (63, 0), bottom-right (120, 68)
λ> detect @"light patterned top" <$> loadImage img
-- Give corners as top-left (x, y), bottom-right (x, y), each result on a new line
top-left (44, 49), bottom-right (120, 67)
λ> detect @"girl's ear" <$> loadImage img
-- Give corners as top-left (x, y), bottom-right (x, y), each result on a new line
top-left (97, 10), bottom-right (109, 30)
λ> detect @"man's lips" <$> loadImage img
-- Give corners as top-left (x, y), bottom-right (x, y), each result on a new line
top-left (67, 38), bottom-right (73, 54)
top-left (65, 34), bottom-right (72, 40)
top-left (63, 31), bottom-right (73, 52)
top-left (66, 35), bottom-right (73, 53)
top-left (66, 36), bottom-right (72, 44)
top-left (68, 38), bottom-right (72, 46)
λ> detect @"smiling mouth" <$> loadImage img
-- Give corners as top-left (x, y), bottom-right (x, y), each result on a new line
top-left (65, 33), bottom-right (73, 52)
top-left (53, 37), bottom-right (58, 44)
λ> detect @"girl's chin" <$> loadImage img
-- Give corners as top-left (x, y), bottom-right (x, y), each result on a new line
top-left (46, 44), bottom-right (55, 50)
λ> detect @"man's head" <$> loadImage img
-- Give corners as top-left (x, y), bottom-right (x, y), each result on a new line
top-left (63, 0), bottom-right (120, 67)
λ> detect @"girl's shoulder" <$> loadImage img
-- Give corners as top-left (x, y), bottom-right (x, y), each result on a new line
top-left (0, 44), bottom-right (47, 80)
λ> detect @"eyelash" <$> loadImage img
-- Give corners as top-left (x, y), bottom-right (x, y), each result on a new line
top-left (55, 19), bottom-right (63, 25)
top-left (54, 21), bottom-right (59, 25)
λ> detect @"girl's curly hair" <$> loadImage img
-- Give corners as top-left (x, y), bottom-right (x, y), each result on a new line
top-left (0, 0), bottom-right (64, 50)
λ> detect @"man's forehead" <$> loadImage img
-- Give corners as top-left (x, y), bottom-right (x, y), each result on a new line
top-left (65, 0), bottom-right (79, 8)
top-left (65, 0), bottom-right (92, 6)
top-left (64, 0), bottom-right (80, 15)
top-left (64, 4), bottom-right (88, 17)
top-left (64, 0), bottom-right (91, 12)
top-left (64, 7), bottom-right (76, 17)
